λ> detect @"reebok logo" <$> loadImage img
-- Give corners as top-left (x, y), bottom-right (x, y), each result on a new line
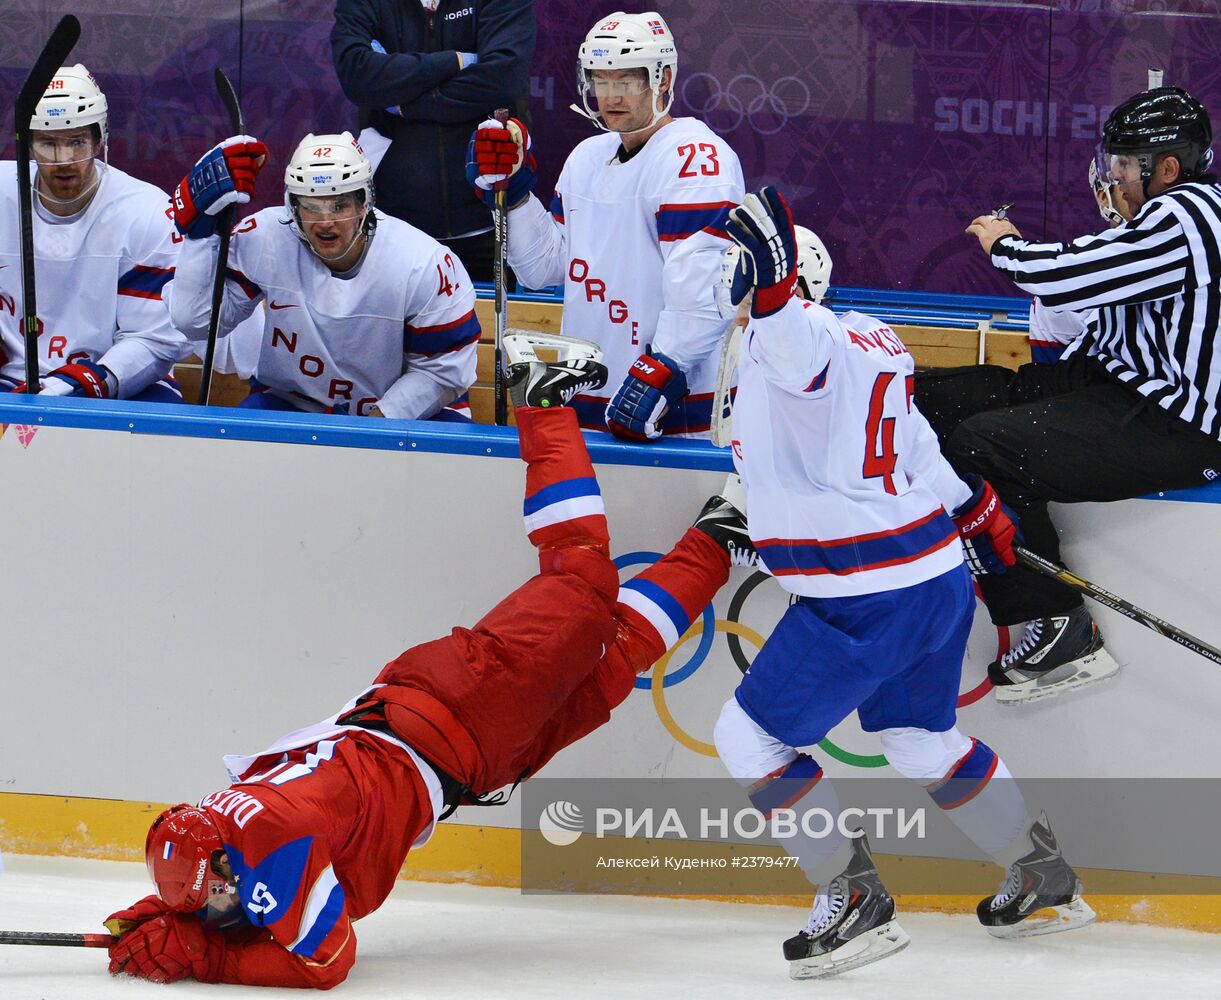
top-left (269, 301), bottom-right (295, 310)
top-left (192, 857), bottom-right (207, 892)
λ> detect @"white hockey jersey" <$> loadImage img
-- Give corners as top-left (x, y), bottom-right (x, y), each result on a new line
top-left (731, 301), bottom-right (972, 599)
top-left (0, 162), bottom-right (185, 395)
top-left (164, 209), bottom-right (479, 419)
top-left (1027, 298), bottom-right (1090, 364)
top-left (508, 117), bottom-right (744, 435)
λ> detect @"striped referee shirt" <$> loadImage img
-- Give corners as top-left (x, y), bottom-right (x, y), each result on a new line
top-left (989, 181), bottom-right (1221, 440)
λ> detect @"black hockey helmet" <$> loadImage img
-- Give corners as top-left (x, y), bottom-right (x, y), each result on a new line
top-left (1102, 86), bottom-right (1214, 184)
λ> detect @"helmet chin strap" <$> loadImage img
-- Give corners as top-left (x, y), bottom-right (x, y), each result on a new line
top-left (35, 159), bottom-right (104, 213)
top-left (296, 206), bottom-right (371, 267)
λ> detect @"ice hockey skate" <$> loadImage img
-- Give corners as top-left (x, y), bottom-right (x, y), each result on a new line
top-left (977, 812), bottom-right (1096, 939)
top-left (692, 475), bottom-right (758, 568)
top-left (503, 333), bottom-right (608, 409)
top-left (782, 833), bottom-right (910, 980)
top-left (989, 606), bottom-right (1120, 704)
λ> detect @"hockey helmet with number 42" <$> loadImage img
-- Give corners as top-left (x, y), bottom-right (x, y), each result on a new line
top-left (284, 132), bottom-right (374, 240)
top-left (576, 12), bottom-right (678, 132)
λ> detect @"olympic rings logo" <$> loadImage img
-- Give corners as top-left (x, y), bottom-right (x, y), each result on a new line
top-left (681, 72), bottom-right (811, 136)
top-left (619, 554), bottom-right (1009, 768)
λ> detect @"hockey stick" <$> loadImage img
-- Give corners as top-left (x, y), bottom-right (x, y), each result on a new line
top-left (14, 15), bottom-right (81, 393)
top-left (1013, 545), bottom-right (1221, 667)
top-left (710, 323), bottom-right (742, 448)
top-left (491, 108), bottom-right (510, 425)
top-left (0, 930), bottom-right (112, 948)
top-left (198, 67), bottom-right (243, 406)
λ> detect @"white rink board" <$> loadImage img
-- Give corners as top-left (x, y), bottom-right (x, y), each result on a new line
top-left (1, 412), bottom-right (1220, 835)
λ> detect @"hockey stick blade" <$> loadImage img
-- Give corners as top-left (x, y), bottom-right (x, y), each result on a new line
top-left (1014, 546), bottom-right (1221, 667)
top-left (0, 930), bottom-right (113, 948)
top-left (198, 68), bottom-right (244, 406)
top-left (15, 15), bottom-right (81, 392)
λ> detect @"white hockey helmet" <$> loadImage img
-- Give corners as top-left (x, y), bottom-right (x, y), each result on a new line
top-left (284, 132), bottom-right (374, 241)
top-left (576, 11), bottom-right (678, 133)
top-left (794, 225), bottom-right (833, 304)
top-left (284, 132), bottom-right (373, 201)
top-left (31, 63), bottom-right (107, 145)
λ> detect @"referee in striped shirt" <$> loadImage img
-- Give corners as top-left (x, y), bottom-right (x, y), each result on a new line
top-left (954, 86), bottom-right (1221, 704)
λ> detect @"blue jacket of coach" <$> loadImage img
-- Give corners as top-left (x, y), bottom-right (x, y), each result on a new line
top-left (331, 0), bottom-right (536, 240)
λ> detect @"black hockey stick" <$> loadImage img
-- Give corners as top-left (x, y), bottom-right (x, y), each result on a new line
top-left (1014, 545), bottom-right (1221, 667)
top-left (14, 15), bottom-right (81, 393)
top-left (198, 67), bottom-right (243, 406)
top-left (491, 107), bottom-right (510, 426)
top-left (0, 930), bottom-right (112, 948)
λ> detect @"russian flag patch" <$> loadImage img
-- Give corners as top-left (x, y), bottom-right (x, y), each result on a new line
top-left (163, 843), bottom-right (175, 861)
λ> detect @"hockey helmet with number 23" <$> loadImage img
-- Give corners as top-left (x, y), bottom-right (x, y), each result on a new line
top-left (576, 12), bottom-right (678, 133)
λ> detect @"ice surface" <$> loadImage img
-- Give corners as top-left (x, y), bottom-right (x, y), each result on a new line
top-left (1, 854), bottom-right (1217, 999)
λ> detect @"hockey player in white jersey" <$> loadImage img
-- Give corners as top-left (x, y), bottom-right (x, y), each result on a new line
top-left (711, 188), bottom-right (1094, 979)
top-left (467, 11), bottom-right (743, 439)
top-left (0, 64), bottom-right (186, 402)
top-left (165, 132), bottom-right (479, 419)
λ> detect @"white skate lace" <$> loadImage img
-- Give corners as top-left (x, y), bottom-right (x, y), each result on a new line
top-left (990, 865), bottom-right (1022, 910)
top-left (559, 377), bottom-right (601, 405)
top-left (1001, 618), bottom-right (1045, 668)
top-left (803, 884), bottom-right (847, 936)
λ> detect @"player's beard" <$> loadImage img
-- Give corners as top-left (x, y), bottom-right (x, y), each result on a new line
top-left (36, 160), bottom-right (101, 214)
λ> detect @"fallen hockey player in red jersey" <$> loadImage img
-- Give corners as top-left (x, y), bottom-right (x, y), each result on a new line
top-left (102, 344), bottom-right (754, 989)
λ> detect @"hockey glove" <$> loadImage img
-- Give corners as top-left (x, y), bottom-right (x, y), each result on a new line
top-left (172, 135), bottom-right (269, 239)
top-left (40, 360), bottom-right (114, 398)
top-left (605, 349), bottom-right (688, 441)
top-left (466, 117), bottom-right (536, 209)
top-left (725, 187), bottom-right (799, 318)
top-left (104, 895), bottom-right (174, 938)
top-left (952, 474), bottom-right (1019, 575)
top-left (108, 913), bottom-right (226, 985)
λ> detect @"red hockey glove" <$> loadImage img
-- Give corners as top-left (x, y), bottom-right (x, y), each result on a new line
top-left (952, 475), bottom-right (1019, 575)
top-left (108, 913), bottom-right (226, 985)
top-left (466, 117), bottom-right (536, 208)
top-left (173, 135), bottom-right (269, 239)
top-left (103, 894), bottom-right (174, 938)
top-left (41, 360), bottom-right (114, 398)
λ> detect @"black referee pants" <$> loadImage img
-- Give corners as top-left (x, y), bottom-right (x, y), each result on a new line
top-left (916, 355), bottom-right (1221, 626)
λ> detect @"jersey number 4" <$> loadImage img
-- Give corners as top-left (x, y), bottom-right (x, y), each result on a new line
top-left (863, 372), bottom-right (914, 495)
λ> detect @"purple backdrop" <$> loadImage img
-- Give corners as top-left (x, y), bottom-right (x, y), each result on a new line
top-left (4, 1), bottom-right (1220, 294)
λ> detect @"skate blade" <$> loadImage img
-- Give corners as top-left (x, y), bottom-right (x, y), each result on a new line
top-left (789, 920), bottom-right (911, 980)
top-left (985, 896), bottom-right (1097, 940)
top-left (995, 648), bottom-right (1120, 705)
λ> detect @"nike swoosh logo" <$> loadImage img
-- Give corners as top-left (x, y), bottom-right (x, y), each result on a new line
top-left (269, 301), bottom-right (295, 310)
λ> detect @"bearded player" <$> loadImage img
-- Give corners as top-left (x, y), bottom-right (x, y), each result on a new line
top-left (467, 11), bottom-right (744, 441)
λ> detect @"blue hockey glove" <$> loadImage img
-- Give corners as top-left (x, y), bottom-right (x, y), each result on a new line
top-left (725, 186), bottom-right (798, 318)
top-left (41, 360), bottom-right (115, 398)
top-left (605, 349), bottom-right (688, 441)
top-left (952, 474), bottom-right (1021, 575)
top-left (467, 117), bottom-right (536, 209)
top-left (171, 136), bottom-right (268, 239)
